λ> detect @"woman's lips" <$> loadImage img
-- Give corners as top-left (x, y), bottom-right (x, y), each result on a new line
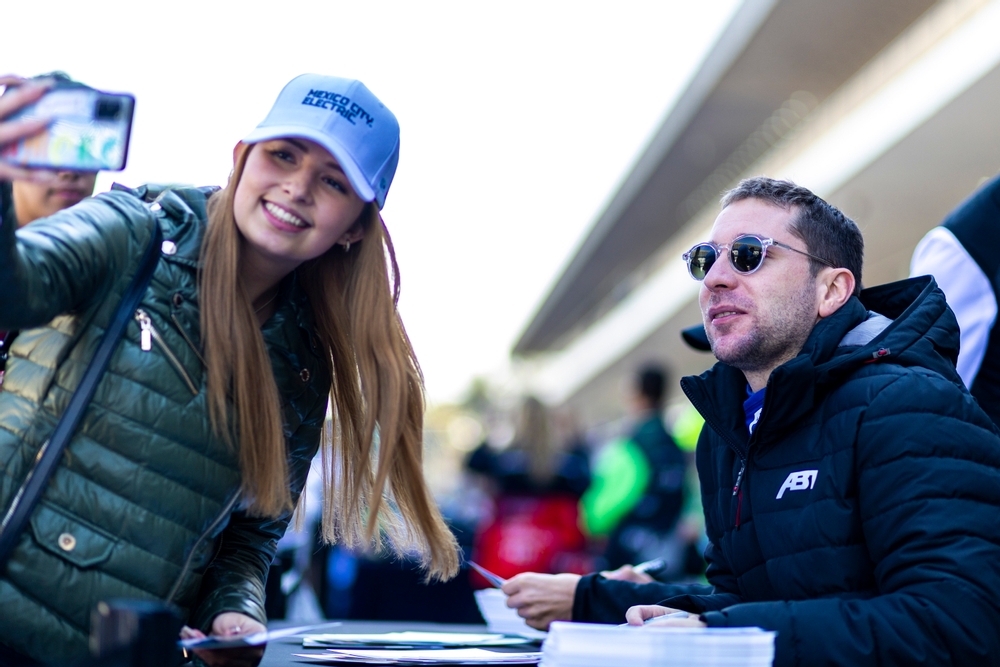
top-left (261, 200), bottom-right (310, 232)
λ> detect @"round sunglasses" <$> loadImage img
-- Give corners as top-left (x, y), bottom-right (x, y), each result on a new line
top-left (682, 234), bottom-right (836, 281)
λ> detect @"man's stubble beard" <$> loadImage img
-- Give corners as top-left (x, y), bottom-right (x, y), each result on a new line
top-left (708, 282), bottom-right (818, 374)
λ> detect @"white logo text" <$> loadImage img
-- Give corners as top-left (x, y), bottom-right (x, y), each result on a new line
top-left (776, 470), bottom-right (818, 499)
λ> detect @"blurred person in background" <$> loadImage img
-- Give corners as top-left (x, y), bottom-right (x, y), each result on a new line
top-left (502, 366), bottom-right (702, 629)
top-left (0, 73), bottom-right (460, 666)
top-left (910, 171), bottom-right (1000, 426)
top-left (466, 396), bottom-right (592, 582)
top-left (579, 364), bottom-right (687, 573)
top-left (0, 73), bottom-right (100, 392)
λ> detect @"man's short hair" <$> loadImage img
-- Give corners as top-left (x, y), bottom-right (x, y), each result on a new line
top-left (30, 71), bottom-right (87, 88)
top-left (721, 177), bottom-right (864, 295)
top-left (636, 364), bottom-right (668, 406)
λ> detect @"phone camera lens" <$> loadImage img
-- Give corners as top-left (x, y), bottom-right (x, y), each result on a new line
top-left (95, 96), bottom-right (123, 120)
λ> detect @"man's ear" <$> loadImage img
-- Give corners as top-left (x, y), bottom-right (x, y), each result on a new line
top-left (817, 268), bottom-right (856, 318)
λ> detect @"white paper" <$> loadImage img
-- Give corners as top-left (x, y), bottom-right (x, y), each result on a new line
top-left (474, 589), bottom-right (547, 640)
top-left (541, 621), bottom-right (776, 667)
top-left (295, 647), bottom-right (542, 664)
top-left (178, 622), bottom-right (341, 650)
top-left (303, 631), bottom-right (529, 648)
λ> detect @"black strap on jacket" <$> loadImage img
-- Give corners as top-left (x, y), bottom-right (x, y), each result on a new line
top-left (0, 221), bottom-right (163, 572)
top-left (0, 330), bottom-right (17, 388)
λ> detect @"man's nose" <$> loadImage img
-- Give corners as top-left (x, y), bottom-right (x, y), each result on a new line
top-left (703, 250), bottom-right (736, 290)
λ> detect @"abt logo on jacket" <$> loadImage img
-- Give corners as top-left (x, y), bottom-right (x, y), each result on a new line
top-left (776, 470), bottom-right (818, 499)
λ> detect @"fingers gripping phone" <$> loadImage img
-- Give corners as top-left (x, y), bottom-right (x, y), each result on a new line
top-left (0, 84), bottom-right (135, 171)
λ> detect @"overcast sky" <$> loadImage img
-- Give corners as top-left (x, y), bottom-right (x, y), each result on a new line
top-left (3, 0), bottom-right (740, 403)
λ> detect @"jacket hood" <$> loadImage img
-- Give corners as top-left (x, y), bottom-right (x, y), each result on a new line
top-left (682, 276), bottom-right (962, 452)
top-left (819, 275), bottom-right (961, 386)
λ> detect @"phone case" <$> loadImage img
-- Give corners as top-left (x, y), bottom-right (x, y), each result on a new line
top-left (0, 87), bottom-right (135, 172)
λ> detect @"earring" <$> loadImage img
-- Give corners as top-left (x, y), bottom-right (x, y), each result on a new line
top-left (343, 241), bottom-right (351, 252)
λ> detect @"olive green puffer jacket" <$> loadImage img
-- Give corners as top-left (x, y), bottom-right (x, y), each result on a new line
top-left (0, 184), bottom-right (330, 664)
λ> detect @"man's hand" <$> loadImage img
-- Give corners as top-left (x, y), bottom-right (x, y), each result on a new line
top-left (601, 564), bottom-right (654, 584)
top-left (0, 75), bottom-right (56, 184)
top-left (502, 572), bottom-right (581, 631)
top-left (625, 604), bottom-right (707, 628)
top-left (179, 613), bottom-right (267, 667)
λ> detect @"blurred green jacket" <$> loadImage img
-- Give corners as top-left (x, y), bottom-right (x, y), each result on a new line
top-left (0, 184), bottom-right (329, 664)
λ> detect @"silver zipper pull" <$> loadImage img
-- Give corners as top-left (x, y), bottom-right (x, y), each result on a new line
top-left (135, 310), bottom-right (153, 352)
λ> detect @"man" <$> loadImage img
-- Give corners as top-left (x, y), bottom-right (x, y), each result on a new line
top-left (579, 364), bottom-right (687, 572)
top-left (910, 172), bottom-right (1000, 425)
top-left (506, 177), bottom-right (1000, 666)
top-left (0, 73), bottom-right (99, 389)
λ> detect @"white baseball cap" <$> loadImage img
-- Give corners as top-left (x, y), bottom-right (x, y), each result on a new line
top-left (243, 74), bottom-right (400, 209)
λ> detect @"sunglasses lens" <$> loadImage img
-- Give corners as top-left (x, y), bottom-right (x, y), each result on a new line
top-left (686, 244), bottom-right (717, 280)
top-left (730, 237), bottom-right (765, 273)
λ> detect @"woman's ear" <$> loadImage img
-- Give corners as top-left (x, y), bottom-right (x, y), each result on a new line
top-left (339, 221), bottom-right (367, 246)
top-left (817, 268), bottom-right (856, 318)
top-left (233, 141), bottom-right (246, 164)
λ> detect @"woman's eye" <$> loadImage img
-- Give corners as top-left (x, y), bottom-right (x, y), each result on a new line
top-left (270, 149), bottom-right (294, 163)
top-left (323, 177), bottom-right (346, 193)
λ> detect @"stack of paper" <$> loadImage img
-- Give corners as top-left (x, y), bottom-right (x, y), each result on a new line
top-left (302, 631), bottom-right (531, 649)
top-left (540, 621), bottom-right (775, 667)
top-left (474, 589), bottom-right (548, 640)
top-left (294, 647), bottom-right (542, 664)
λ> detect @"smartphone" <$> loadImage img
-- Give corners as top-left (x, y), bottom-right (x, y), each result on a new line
top-left (0, 85), bottom-right (135, 172)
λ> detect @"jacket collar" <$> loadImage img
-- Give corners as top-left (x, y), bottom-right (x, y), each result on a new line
top-left (112, 182), bottom-right (218, 269)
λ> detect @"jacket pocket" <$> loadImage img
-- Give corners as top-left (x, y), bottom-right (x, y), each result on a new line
top-left (135, 309), bottom-right (199, 396)
top-left (29, 503), bottom-right (117, 569)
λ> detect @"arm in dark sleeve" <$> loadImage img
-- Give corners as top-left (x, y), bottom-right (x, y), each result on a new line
top-left (0, 190), bottom-right (147, 329)
top-left (189, 401), bottom-right (325, 630)
top-left (700, 374), bottom-right (1000, 667)
top-left (656, 539), bottom-right (742, 613)
top-left (572, 574), bottom-right (713, 623)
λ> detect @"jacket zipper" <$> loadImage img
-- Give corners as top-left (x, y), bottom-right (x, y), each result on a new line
top-left (170, 312), bottom-right (205, 367)
top-left (165, 491), bottom-right (241, 604)
top-left (135, 309), bottom-right (198, 395)
top-left (733, 459), bottom-right (746, 529)
top-left (682, 383), bottom-right (752, 531)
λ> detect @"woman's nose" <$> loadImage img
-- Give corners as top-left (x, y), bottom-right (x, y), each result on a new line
top-left (282, 171), bottom-right (312, 201)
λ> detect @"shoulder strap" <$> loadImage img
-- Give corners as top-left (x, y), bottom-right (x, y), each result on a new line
top-left (0, 220), bottom-right (163, 571)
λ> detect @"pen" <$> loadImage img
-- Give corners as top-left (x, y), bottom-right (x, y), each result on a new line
top-left (468, 561), bottom-right (508, 588)
top-left (633, 558), bottom-right (665, 574)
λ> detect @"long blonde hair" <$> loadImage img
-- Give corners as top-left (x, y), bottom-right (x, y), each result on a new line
top-left (199, 143), bottom-right (458, 579)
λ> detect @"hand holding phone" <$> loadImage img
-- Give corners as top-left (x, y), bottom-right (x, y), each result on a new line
top-left (0, 77), bottom-right (134, 173)
top-left (0, 75), bottom-right (54, 182)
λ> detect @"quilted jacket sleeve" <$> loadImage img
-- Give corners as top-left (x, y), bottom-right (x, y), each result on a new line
top-left (189, 400), bottom-right (326, 630)
top-left (0, 192), bottom-right (148, 329)
top-left (700, 370), bottom-right (1000, 666)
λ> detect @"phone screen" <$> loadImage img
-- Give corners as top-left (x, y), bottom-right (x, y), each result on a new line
top-left (0, 87), bottom-right (135, 172)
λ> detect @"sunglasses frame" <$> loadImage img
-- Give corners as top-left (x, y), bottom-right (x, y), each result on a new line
top-left (682, 234), bottom-right (836, 281)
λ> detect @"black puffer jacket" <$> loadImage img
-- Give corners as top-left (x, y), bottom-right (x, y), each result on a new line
top-left (0, 185), bottom-right (329, 663)
top-left (666, 277), bottom-right (1000, 666)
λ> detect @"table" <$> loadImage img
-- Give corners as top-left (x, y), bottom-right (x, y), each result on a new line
top-left (259, 620), bottom-right (542, 666)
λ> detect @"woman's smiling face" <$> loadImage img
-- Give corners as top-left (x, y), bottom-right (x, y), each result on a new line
top-left (233, 137), bottom-right (367, 276)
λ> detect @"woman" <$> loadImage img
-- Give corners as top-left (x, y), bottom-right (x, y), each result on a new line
top-left (0, 74), bottom-right (459, 665)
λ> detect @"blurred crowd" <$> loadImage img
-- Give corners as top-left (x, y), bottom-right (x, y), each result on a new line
top-left (264, 362), bottom-right (709, 625)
